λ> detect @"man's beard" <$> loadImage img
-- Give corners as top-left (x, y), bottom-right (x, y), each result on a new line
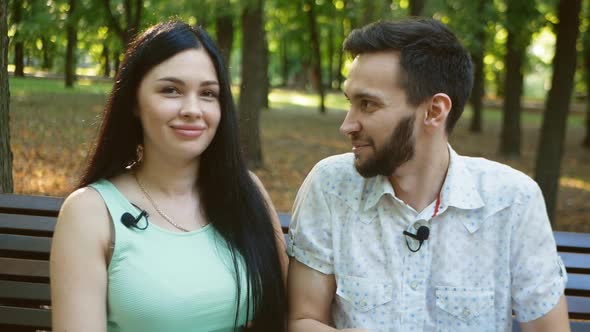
top-left (354, 114), bottom-right (416, 178)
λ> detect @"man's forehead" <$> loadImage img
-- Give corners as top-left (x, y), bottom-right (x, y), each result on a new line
top-left (354, 50), bottom-right (400, 65)
top-left (344, 53), bottom-right (401, 100)
top-left (349, 52), bottom-right (399, 80)
top-left (342, 81), bottom-right (385, 101)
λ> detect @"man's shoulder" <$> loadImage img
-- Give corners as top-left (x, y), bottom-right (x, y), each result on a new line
top-left (305, 153), bottom-right (369, 203)
top-left (459, 154), bottom-right (540, 199)
top-left (312, 153), bottom-right (357, 178)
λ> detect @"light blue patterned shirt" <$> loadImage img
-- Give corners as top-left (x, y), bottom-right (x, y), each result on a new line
top-left (288, 147), bottom-right (567, 332)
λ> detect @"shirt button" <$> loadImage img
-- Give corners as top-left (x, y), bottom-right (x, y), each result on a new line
top-left (410, 280), bottom-right (419, 290)
top-left (462, 307), bottom-right (471, 319)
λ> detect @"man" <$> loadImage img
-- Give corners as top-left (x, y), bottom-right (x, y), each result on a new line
top-left (287, 19), bottom-right (569, 332)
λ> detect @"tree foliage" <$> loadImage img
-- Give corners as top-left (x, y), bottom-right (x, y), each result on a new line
top-left (4, 0), bottom-right (590, 224)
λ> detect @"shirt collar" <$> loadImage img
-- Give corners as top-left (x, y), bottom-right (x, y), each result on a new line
top-left (441, 145), bottom-right (485, 211)
top-left (362, 175), bottom-right (395, 212)
top-left (361, 145), bottom-right (485, 216)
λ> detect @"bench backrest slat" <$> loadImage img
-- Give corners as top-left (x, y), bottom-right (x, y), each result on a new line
top-left (0, 194), bottom-right (63, 217)
top-left (0, 280), bottom-right (51, 302)
top-left (0, 257), bottom-right (50, 279)
top-left (566, 274), bottom-right (590, 297)
top-left (570, 321), bottom-right (590, 332)
top-left (567, 296), bottom-right (590, 320)
top-left (559, 252), bottom-right (590, 274)
top-left (0, 213), bottom-right (56, 235)
top-left (0, 305), bottom-right (51, 328)
top-left (554, 231), bottom-right (590, 253)
top-left (0, 234), bottom-right (52, 256)
top-left (278, 213), bottom-right (290, 232)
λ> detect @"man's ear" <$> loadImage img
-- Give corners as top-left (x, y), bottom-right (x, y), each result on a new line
top-left (423, 93), bottom-right (452, 129)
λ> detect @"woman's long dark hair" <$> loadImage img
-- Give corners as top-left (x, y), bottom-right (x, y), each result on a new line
top-left (79, 21), bottom-right (286, 331)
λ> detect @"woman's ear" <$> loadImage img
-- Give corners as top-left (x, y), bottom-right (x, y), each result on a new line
top-left (423, 93), bottom-right (452, 130)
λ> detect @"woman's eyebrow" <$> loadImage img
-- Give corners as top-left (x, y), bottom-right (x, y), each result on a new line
top-left (201, 80), bottom-right (219, 87)
top-left (156, 77), bottom-right (185, 85)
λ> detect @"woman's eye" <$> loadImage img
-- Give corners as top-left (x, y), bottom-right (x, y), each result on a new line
top-left (161, 86), bottom-right (180, 95)
top-left (202, 90), bottom-right (219, 98)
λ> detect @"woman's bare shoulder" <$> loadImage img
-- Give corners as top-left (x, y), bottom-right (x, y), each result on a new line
top-left (56, 187), bottom-right (110, 243)
top-left (60, 187), bottom-right (107, 217)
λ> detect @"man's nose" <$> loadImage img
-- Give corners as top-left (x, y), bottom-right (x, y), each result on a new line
top-left (339, 110), bottom-right (361, 137)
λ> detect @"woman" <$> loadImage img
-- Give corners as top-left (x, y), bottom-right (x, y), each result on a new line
top-left (50, 21), bottom-right (288, 332)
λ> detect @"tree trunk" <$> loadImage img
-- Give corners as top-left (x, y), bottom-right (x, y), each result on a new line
top-left (239, 0), bottom-right (265, 168)
top-left (345, 0), bottom-right (359, 30)
top-left (362, 0), bottom-right (376, 26)
top-left (65, 0), bottom-right (77, 88)
top-left (409, 0), bottom-right (426, 16)
top-left (0, 0), bottom-right (14, 192)
top-left (468, 0), bottom-right (486, 133)
top-left (40, 36), bottom-right (52, 69)
top-left (495, 70), bottom-right (504, 97)
top-left (327, 26), bottom-right (334, 90)
top-left (12, 0), bottom-right (23, 77)
top-left (102, 44), bottom-right (110, 78)
top-left (336, 16), bottom-right (346, 89)
top-left (583, 20), bottom-right (590, 148)
top-left (261, 29), bottom-right (269, 109)
top-left (215, 13), bottom-right (234, 69)
top-left (114, 48), bottom-right (121, 76)
top-left (534, 0), bottom-right (582, 223)
top-left (281, 38), bottom-right (288, 87)
top-left (499, 31), bottom-right (524, 157)
top-left (306, 0), bottom-right (325, 113)
top-left (585, 85), bottom-right (590, 148)
top-left (469, 49), bottom-right (484, 133)
top-left (103, 0), bottom-right (142, 46)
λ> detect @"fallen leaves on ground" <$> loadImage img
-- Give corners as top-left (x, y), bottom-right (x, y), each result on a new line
top-left (8, 90), bottom-right (590, 232)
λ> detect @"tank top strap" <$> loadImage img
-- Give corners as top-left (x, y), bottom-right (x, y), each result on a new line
top-left (88, 179), bottom-right (146, 233)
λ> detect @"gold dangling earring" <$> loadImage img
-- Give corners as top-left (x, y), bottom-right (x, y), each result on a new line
top-left (133, 144), bottom-right (144, 169)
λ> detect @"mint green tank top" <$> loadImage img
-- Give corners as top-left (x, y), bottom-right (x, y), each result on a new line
top-left (89, 179), bottom-right (250, 332)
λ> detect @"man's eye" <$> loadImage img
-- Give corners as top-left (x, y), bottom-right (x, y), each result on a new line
top-left (360, 100), bottom-right (373, 110)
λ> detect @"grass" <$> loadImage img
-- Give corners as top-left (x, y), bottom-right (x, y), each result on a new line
top-left (7, 77), bottom-right (590, 232)
top-left (9, 76), bottom-right (113, 96)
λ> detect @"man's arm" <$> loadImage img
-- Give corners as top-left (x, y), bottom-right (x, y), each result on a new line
top-left (288, 259), bottom-right (369, 332)
top-left (520, 295), bottom-right (570, 332)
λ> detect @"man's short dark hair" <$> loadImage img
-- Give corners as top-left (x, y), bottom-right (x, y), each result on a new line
top-left (343, 19), bottom-right (473, 134)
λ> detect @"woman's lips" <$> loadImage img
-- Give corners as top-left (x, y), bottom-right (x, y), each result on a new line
top-left (171, 125), bottom-right (206, 138)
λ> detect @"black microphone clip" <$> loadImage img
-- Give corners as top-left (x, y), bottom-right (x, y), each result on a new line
top-left (121, 204), bottom-right (149, 230)
top-left (403, 225), bottom-right (430, 252)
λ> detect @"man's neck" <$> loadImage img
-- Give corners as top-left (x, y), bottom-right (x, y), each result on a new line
top-left (388, 144), bottom-right (450, 214)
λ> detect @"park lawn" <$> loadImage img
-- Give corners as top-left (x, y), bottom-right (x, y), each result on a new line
top-left (7, 77), bottom-right (590, 232)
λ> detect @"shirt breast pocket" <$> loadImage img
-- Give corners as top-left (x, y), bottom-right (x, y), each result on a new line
top-left (335, 275), bottom-right (392, 313)
top-left (435, 286), bottom-right (495, 332)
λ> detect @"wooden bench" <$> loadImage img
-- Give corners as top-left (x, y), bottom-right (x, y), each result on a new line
top-left (0, 194), bottom-right (59, 331)
top-left (1, 193), bottom-right (588, 331)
